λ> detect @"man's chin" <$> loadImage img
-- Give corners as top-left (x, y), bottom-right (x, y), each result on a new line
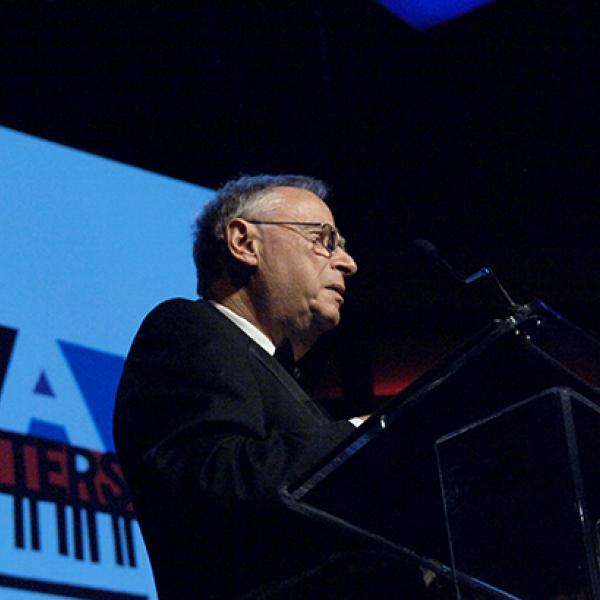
top-left (314, 308), bottom-right (341, 332)
top-left (288, 309), bottom-right (340, 358)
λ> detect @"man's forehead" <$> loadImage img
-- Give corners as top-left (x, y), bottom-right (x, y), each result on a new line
top-left (266, 186), bottom-right (334, 222)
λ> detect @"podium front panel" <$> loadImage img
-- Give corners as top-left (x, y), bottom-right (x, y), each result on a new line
top-left (437, 388), bottom-right (600, 598)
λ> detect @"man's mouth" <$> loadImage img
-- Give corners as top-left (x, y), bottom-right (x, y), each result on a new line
top-left (326, 285), bottom-right (345, 304)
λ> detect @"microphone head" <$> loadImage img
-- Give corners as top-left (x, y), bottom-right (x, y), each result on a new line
top-left (410, 238), bottom-right (466, 284)
top-left (411, 238), bottom-right (440, 259)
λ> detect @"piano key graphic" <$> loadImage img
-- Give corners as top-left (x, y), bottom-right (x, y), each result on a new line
top-left (12, 495), bottom-right (137, 567)
top-left (1, 493), bottom-right (157, 599)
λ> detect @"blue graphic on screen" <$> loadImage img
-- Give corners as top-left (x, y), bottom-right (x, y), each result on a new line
top-left (28, 418), bottom-right (69, 443)
top-left (58, 341), bottom-right (125, 453)
top-left (0, 126), bottom-right (213, 598)
top-left (33, 373), bottom-right (55, 397)
top-left (378, 0), bottom-right (495, 30)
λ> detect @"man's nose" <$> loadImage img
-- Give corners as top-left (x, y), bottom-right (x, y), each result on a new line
top-left (335, 248), bottom-right (358, 277)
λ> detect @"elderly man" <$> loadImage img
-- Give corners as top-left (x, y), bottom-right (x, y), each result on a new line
top-left (113, 175), bottom-right (427, 599)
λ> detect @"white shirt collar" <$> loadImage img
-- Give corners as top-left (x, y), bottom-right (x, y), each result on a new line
top-left (210, 301), bottom-right (276, 356)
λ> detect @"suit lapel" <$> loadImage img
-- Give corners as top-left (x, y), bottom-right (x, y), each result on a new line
top-left (201, 300), bottom-right (330, 424)
top-left (249, 343), bottom-right (329, 424)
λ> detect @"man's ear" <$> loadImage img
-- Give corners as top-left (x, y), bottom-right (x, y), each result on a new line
top-left (225, 218), bottom-right (259, 267)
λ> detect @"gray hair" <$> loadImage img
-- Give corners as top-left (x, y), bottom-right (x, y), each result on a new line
top-left (193, 174), bottom-right (329, 296)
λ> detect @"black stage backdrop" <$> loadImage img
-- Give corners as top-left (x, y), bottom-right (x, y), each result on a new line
top-left (3, 1), bottom-right (600, 416)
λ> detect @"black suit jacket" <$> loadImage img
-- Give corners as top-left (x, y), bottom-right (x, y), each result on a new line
top-left (113, 299), bottom-right (355, 599)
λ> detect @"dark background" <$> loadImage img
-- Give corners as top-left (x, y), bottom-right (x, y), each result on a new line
top-left (3, 1), bottom-right (600, 416)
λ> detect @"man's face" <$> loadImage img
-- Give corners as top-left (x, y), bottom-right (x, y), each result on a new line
top-left (251, 186), bottom-right (358, 343)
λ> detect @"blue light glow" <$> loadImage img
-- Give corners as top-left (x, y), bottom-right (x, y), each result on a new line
top-left (377, 0), bottom-right (495, 30)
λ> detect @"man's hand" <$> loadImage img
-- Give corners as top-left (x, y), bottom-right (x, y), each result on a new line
top-left (349, 415), bottom-right (370, 427)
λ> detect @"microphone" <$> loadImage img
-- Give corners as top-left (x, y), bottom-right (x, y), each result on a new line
top-left (411, 238), bottom-right (520, 310)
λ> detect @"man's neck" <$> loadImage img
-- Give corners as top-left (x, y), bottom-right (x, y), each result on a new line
top-left (211, 288), bottom-right (284, 348)
top-left (208, 284), bottom-right (317, 360)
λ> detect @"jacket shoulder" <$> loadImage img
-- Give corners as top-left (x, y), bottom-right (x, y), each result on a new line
top-left (137, 297), bottom-right (218, 336)
top-left (129, 297), bottom-right (248, 359)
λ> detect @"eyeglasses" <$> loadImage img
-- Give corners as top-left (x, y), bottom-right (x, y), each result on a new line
top-left (246, 220), bottom-right (347, 256)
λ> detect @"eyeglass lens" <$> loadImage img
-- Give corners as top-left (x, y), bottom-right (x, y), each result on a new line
top-left (320, 224), bottom-right (344, 254)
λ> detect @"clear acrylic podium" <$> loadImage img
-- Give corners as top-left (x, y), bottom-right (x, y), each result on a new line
top-left (282, 301), bottom-right (600, 598)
